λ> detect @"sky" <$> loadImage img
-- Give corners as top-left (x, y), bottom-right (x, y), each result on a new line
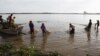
top-left (0, 0), bottom-right (100, 13)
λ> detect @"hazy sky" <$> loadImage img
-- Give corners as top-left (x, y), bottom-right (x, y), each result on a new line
top-left (0, 0), bottom-right (100, 13)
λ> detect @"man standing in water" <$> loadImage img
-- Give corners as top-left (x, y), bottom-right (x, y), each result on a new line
top-left (29, 21), bottom-right (34, 34)
top-left (95, 20), bottom-right (99, 30)
top-left (41, 23), bottom-right (47, 35)
top-left (85, 19), bottom-right (92, 31)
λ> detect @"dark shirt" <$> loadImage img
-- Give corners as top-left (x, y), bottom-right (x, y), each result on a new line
top-left (69, 24), bottom-right (75, 34)
top-left (0, 18), bottom-right (3, 23)
top-left (41, 25), bottom-right (46, 32)
top-left (97, 20), bottom-right (99, 26)
top-left (70, 26), bottom-right (75, 34)
top-left (29, 22), bottom-right (34, 29)
top-left (88, 21), bottom-right (92, 28)
top-left (7, 16), bottom-right (11, 21)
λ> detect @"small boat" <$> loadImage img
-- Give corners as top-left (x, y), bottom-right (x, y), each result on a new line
top-left (0, 26), bottom-right (23, 35)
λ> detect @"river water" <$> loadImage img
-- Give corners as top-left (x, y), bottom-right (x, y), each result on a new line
top-left (0, 14), bottom-right (100, 56)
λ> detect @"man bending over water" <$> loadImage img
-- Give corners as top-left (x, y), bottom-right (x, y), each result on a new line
top-left (41, 23), bottom-right (47, 35)
top-left (69, 23), bottom-right (75, 34)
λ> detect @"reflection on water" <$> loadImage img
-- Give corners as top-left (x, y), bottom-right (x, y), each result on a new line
top-left (68, 34), bottom-right (74, 44)
top-left (95, 29), bottom-right (99, 38)
top-left (41, 32), bottom-right (50, 51)
top-left (86, 31), bottom-right (91, 41)
top-left (0, 14), bottom-right (100, 56)
top-left (30, 34), bottom-right (36, 45)
top-left (94, 28), bottom-right (99, 42)
top-left (0, 34), bottom-right (23, 47)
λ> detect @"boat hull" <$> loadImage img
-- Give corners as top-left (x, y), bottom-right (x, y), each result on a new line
top-left (0, 26), bottom-right (23, 35)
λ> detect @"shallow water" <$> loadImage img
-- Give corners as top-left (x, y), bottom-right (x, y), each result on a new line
top-left (0, 14), bottom-right (100, 56)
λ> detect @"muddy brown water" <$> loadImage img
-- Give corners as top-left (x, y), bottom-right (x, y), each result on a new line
top-left (0, 14), bottom-right (100, 56)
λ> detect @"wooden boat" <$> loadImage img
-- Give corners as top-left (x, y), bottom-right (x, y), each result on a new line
top-left (0, 26), bottom-right (23, 35)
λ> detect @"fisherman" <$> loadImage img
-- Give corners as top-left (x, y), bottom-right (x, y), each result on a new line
top-left (41, 23), bottom-right (47, 35)
top-left (11, 16), bottom-right (16, 29)
top-left (0, 15), bottom-right (3, 24)
top-left (0, 15), bottom-right (4, 29)
top-left (7, 14), bottom-right (13, 27)
top-left (95, 20), bottom-right (99, 29)
top-left (85, 19), bottom-right (92, 31)
top-left (69, 23), bottom-right (75, 34)
top-left (29, 20), bottom-right (34, 34)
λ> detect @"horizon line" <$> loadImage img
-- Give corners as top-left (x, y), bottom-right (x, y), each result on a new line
top-left (0, 12), bottom-right (100, 14)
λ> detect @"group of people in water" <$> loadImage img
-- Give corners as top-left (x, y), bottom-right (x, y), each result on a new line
top-left (0, 14), bottom-right (48, 35)
top-left (0, 14), bottom-right (99, 35)
top-left (29, 20), bottom-right (47, 35)
top-left (85, 19), bottom-right (99, 31)
top-left (70, 19), bottom-right (99, 34)
top-left (29, 19), bottom-right (100, 36)
top-left (0, 14), bottom-right (16, 29)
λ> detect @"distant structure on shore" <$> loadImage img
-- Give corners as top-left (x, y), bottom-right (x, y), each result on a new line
top-left (83, 11), bottom-right (88, 14)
